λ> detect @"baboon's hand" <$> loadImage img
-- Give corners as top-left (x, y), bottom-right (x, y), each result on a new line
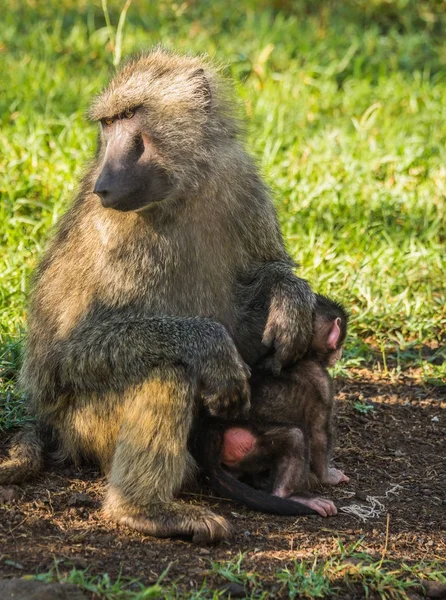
top-left (198, 331), bottom-right (251, 419)
top-left (262, 294), bottom-right (313, 374)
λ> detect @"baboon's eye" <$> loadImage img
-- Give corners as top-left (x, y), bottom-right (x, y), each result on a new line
top-left (124, 109), bottom-right (135, 119)
top-left (103, 117), bottom-right (114, 126)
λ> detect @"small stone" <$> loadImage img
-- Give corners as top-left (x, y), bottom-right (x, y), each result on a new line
top-left (67, 493), bottom-right (96, 508)
top-left (421, 581), bottom-right (446, 599)
top-left (0, 486), bottom-right (20, 504)
top-left (355, 491), bottom-right (367, 501)
top-left (0, 579), bottom-right (88, 600)
top-left (67, 556), bottom-right (88, 569)
top-left (220, 582), bottom-right (246, 598)
top-left (98, 535), bottom-right (114, 544)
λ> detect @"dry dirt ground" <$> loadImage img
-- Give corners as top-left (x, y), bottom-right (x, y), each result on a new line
top-left (0, 369), bottom-right (444, 596)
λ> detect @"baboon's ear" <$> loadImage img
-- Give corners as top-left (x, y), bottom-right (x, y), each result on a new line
top-left (327, 317), bottom-right (342, 350)
top-left (189, 68), bottom-right (212, 111)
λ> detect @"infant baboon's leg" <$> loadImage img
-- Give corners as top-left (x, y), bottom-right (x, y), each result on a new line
top-left (309, 410), bottom-right (331, 484)
top-left (310, 412), bottom-right (349, 486)
top-left (103, 367), bottom-right (230, 544)
top-left (268, 426), bottom-right (335, 517)
top-left (271, 426), bottom-right (308, 497)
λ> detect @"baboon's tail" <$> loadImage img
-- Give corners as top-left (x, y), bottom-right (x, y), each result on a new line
top-left (0, 426), bottom-right (44, 484)
top-left (210, 465), bottom-right (317, 516)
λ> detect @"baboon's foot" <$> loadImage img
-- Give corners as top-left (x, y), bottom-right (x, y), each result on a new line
top-left (104, 499), bottom-right (231, 544)
top-left (321, 467), bottom-right (350, 485)
top-left (288, 495), bottom-right (337, 517)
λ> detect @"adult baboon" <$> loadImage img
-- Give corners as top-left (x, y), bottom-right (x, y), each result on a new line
top-left (0, 49), bottom-right (316, 542)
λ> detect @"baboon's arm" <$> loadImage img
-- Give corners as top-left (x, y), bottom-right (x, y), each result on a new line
top-left (54, 308), bottom-right (249, 413)
top-left (254, 260), bottom-right (315, 370)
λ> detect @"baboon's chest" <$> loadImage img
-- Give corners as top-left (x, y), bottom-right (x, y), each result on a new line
top-left (94, 220), bottom-right (239, 326)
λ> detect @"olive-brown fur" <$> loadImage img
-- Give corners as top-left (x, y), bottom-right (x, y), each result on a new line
top-left (0, 48), bottom-right (315, 542)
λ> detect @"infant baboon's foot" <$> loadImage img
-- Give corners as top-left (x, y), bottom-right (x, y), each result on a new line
top-left (104, 495), bottom-right (231, 544)
top-left (322, 467), bottom-right (349, 485)
top-left (288, 495), bottom-right (337, 517)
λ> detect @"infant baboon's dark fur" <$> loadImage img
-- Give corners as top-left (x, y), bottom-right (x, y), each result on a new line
top-left (198, 295), bottom-right (349, 517)
top-left (0, 48), bottom-right (316, 543)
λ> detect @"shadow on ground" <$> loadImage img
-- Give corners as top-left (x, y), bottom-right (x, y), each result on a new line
top-left (0, 369), bottom-right (444, 592)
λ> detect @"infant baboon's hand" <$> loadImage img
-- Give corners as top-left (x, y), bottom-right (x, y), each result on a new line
top-left (198, 331), bottom-right (251, 419)
top-left (262, 295), bottom-right (313, 374)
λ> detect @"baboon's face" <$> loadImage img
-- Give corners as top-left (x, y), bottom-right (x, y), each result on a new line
top-left (93, 108), bottom-right (172, 212)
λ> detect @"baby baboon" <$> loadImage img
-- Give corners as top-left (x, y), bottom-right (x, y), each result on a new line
top-left (199, 295), bottom-right (349, 517)
top-left (0, 49), bottom-right (317, 542)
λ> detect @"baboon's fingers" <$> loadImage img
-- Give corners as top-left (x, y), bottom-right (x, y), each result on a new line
top-left (310, 497), bottom-right (337, 517)
top-left (203, 378), bottom-right (250, 419)
top-left (106, 503), bottom-right (231, 544)
top-left (262, 302), bottom-right (314, 367)
top-left (288, 495), bottom-right (337, 517)
top-left (0, 459), bottom-right (32, 485)
top-left (259, 354), bottom-right (283, 376)
top-left (0, 428), bottom-right (43, 484)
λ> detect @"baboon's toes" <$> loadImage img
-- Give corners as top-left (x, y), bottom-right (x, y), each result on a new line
top-left (105, 501), bottom-right (232, 544)
top-left (191, 512), bottom-right (232, 545)
top-left (325, 467), bottom-right (350, 485)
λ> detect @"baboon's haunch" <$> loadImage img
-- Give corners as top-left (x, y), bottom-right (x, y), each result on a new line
top-left (200, 295), bottom-right (349, 517)
top-left (0, 49), bottom-right (317, 542)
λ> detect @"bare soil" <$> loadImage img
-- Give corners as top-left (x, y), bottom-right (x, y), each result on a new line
top-left (0, 369), bottom-right (445, 596)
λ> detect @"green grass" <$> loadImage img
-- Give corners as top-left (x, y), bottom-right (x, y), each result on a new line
top-left (0, 1), bottom-right (445, 594)
top-left (1, 1), bottom-right (444, 404)
top-left (27, 542), bottom-right (446, 599)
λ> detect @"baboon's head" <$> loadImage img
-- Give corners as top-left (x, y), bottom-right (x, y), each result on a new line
top-left (89, 48), bottom-right (239, 212)
top-left (312, 295), bottom-right (349, 366)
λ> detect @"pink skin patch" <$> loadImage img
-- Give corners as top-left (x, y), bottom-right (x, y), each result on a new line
top-left (221, 427), bottom-right (256, 467)
top-left (327, 317), bottom-right (341, 350)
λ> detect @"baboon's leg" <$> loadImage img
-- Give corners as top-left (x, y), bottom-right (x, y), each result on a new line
top-left (103, 367), bottom-right (231, 544)
top-left (309, 411), bottom-right (331, 484)
top-left (310, 410), bottom-right (349, 486)
top-left (265, 426), bottom-right (336, 517)
top-left (270, 426), bottom-right (308, 497)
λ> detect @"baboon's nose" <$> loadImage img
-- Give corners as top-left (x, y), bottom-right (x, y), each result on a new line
top-left (93, 183), bottom-right (107, 200)
top-left (93, 174), bottom-right (114, 207)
